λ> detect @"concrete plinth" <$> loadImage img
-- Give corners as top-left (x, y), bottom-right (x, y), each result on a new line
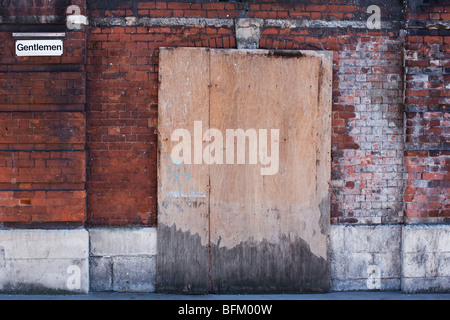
top-left (0, 229), bottom-right (89, 294)
top-left (89, 228), bottom-right (157, 293)
top-left (330, 225), bottom-right (402, 291)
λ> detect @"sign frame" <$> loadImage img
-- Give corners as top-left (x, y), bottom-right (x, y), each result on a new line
top-left (15, 39), bottom-right (64, 57)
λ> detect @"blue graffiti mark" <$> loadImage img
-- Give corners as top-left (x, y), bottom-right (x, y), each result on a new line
top-left (163, 150), bottom-right (207, 211)
top-left (165, 149), bottom-right (193, 197)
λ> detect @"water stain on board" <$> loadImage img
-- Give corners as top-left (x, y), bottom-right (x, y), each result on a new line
top-left (211, 235), bottom-right (329, 294)
top-left (156, 223), bottom-right (209, 294)
top-left (157, 223), bottom-right (330, 294)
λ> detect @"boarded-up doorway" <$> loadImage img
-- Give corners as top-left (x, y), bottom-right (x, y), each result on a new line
top-left (157, 48), bottom-right (332, 294)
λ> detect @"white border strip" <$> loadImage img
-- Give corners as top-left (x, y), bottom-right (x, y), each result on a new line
top-left (1, 15), bottom-right (400, 30)
top-left (91, 17), bottom-right (235, 27)
top-left (91, 17), bottom-right (397, 30)
top-left (265, 19), bottom-right (370, 29)
top-left (13, 33), bottom-right (66, 38)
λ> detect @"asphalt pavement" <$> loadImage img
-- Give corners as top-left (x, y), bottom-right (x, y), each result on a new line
top-left (0, 291), bottom-right (449, 300)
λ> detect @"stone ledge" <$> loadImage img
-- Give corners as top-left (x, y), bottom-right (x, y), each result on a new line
top-left (0, 229), bottom-right (89, 294)
top-left (402, 225), bottom-right (450, 293)
top-left (89, 228), bottom-right (157, 293)
top-left (89, 228), bottom-right (157, 257)
top-left (330, 225), bottom-right (402, 292)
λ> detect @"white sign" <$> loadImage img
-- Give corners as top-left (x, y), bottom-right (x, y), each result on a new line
top-left (16, 40), bottom-right (63, 57)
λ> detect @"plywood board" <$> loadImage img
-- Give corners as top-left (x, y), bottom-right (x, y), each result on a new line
top-left (157, 48), bottom-right (333, 293)
top-left (157, 47), bottom-right (211, 293)
top-left (209, 50), bottom-right (332, 293)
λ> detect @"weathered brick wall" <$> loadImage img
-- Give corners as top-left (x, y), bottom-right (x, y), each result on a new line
top-left (86, 27), bottom-right (155, 227)
top-left (0, 0), bottom-right (87, 227)
top-left (404, 0), bottom-right (450, 224)
top-left (0, 0), bottom-right (69, 17)
top-left (1, 0), bottom-right (448, 228)
top-left (85, 25), bottom-right (235, 227)
top-left (86, 0), bottom-right (407, 226)
top-left (260, 30), bottom-right (405, 225)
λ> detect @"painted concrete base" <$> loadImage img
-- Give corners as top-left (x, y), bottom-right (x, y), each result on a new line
top-left (331, 224), bottom-right (450, 293)
top-left (330, 225), bottom-right (402, 292)
top-left (402, 225), bottom-right (450, 293)
top-left (89, 228), bottom-right (157, 293)
top-left (0, 229), bottom-right (89, 294)
top-left (0, 225), bottom-right (448, 294)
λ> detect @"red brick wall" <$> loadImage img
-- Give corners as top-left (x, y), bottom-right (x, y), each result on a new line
top-left (258, 28), bottom-right (405, 224)
top-left (0, 0), bottom-right (69, 16)
top-left (1, 0), bottom-right (449, 228)
top-left (85, 22), bottom-right (158, 226)
top-left (85, 24), bottom-right (235, 227)
top-left (0, 0), bottom-right (87, 227)
top-left (407, 0), bottom-right (449, 21)
top-left (404, 1), bottom-right (450, 223)
top-left (86, 0), bottom-right (406, 226)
